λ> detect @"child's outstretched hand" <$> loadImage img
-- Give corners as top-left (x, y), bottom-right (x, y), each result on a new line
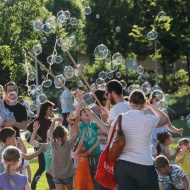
top-left (98, 137), bottom-right (107, 143)
top-left (53, 117), bottom-right (63, 125)
top-left (175, 145), bottom-right (181, 154)
top-left (33, 121), bottom-right (40, 131)
top-left (39, 144), bottom-right (48, 153)
top-left (67, 114), bottom-right (76, 126)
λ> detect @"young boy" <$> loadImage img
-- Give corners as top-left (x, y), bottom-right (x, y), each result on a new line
top-left (0, 127), bottom-right (47, 173)
top-left (155, 155), bottom-right (189, 190)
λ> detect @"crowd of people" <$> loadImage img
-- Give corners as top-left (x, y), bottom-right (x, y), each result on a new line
top-left (0, 80), bottom-right (189, 190)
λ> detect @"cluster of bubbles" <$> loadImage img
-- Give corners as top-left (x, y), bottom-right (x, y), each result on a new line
top-left (180, 114), bottom-right (190, 128)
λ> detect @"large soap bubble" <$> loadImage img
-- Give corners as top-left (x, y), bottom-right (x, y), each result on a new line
top-left (54, 74), bottom-right (66, 89)
top-left (112, 52), bottom-right (124, 66)
top-left (147, 30), bottom-right (158, 41)
top-left (37, 94), bottom-right (47, 104)
top-left (94, 44), bottom-right (109, 60)
top-left (32, 44), bottom-right (42, 55)
top-left (141, 82), bottom-right (152, 95)
top-left (7, 92), bottom-right (18, 103)
top-left (83, 92), bottom-right (95, 108)
top-left (108, 61), bottom-right (118, 72)
top-left (42, 24), bottom-right (54, 34)
top-left (63, 66), bottom-right (75, 78)
top-left (33, 19), bottom-right (43, 31)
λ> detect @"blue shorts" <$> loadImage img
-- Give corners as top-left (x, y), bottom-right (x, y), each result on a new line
top-left (53, 176), bottom-right (73, 185)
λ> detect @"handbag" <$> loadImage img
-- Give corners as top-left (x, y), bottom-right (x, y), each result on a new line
top-left (94, 114), bottom-right (125, 189)
top-left (107, 114), bottom-right (126, 162)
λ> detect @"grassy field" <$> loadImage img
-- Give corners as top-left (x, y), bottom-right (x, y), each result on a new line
top-left (25, 117), bottom-right (189, 190)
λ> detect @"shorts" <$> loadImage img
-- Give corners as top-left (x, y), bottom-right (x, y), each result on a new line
top-left (53, 176), bottom-right (73, 185)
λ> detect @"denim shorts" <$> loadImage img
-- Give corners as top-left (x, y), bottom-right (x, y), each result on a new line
top-left (53, 176), bottom-right (73, 185)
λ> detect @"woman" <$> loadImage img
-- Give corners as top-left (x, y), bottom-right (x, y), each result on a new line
top-left (27, 100), bottom-right (54, 190)
top-left (113, 89), bottom-right (169, 190)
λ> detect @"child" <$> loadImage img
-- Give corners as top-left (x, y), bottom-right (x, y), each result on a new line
top-left (155, 155), bottom-right (189, 190)
top-left (30, 120), bottom-right (56, 190)
top-left (157, 132), bottom-right (180, 163)
top-left (0, 146), bottom-right (30, 190)
top-left (176, 138), bottom-right (190, 187)
top-left (48, 115), bottom-right (79, 190)
top-left (74, 128), bottom-right (105, 190)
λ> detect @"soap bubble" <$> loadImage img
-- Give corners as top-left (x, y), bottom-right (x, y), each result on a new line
top-left (57, 10), bottom-right (64, 17)
top-left (37, 94), bottom-right (47, 104)
top-left (95, 78), bottom-right (105, 85)
top-left (90, 83), bottom-right (97, 91)
top-left (96, 14), bottom-right (100, 18)
top-left (28, 72), bottom-right (36, 81)
top-left (112, 52), bottom-right (124, 65)
top-left (180, 116), bottom-right (184, 120)
top-left (70, 17), bottom-right (78, 25)
top-left (84, 7), bottom-right (92, 15)
top-left (47, 55), bottom-right (55, 65)
top-left (33, 19), bottom-right (43, 31)
top-left (41, 37), bottom-right (47, 44)
top-left (61, 43), bottom-right (69, 51)
top-left (63, 10), bottom-right (70, 19)
top-left (147, 30), bottom-right (158, 41)
top-left (30, 105), bottom-right (37, 112)
top-left (116, 72), bottom-right (121, 78)
top-left (137, 65), bottom-right (144, 74)
top-left (66, 36), bottom-right (76, 47)
top-left (186, 114), bottom-right (190, 121)
top-left (56, 38), bottom-right (64, 46)
top-left (57, 14), bottom-right (67, 25)
top-left (54, 74), bottom-right (66, 89)
top-left (108, 61), bottom-right (118, 72)
top-left (7, 92), bottom-right (18, 103)
top-left (74, 68), bottom-right (80, 77)
top-left (164, 94), bottom-right (171, 102)
top-left (128, 84), bottom-right (140, 94)
top-left (83, 92), bottom-right (95, 108)
top-left (141, 82), bottom-right (152, 95)
top-left (42, 80), bottom-right (52, 88)
top-left (98, 71), bottom-right (107, 80)
top-left (32, 44), bottom-right (42, 55)
top-left (53, 55), bottom-right (63, 64)
top-left (97, 83), bottom-right (106, 90)
top-left (155, 100), bottom-right (168, 110)
top-left (187, 120), bottom-right (190, 128)
top-left (45, 17), bottom-right (56, 26)
top-left (34, 99), bottom-right (41, 107)
top-left (94, 44), bottom-right (109, 60)
top-left (120, 80), bottom-right (127, 90)
top-left (63, 66), bottom-right (75, 78)
top-left (35, 175), bottom-right (41, 183)
top-left (42, 24), bottom-right (54, 34)
top-left (116, 26), bottom-right (121, 32)
top-left (152, 85), bottom-right (162, 92)
top-left (77, 80), bottom-right (83, 87)
top-left (107, 72), bottom-right (114, 79)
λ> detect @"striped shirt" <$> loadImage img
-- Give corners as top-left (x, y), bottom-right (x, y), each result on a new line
top-left (158, 165), bottom-right (186, 189)
top-left (111, 109), bottom-right (159, 165)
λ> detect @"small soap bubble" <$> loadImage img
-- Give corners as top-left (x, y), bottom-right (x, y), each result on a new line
top-left (66, 36), bottom-right (76, 47)
top-left (28, 72), bottom-right (36, 81)
top-left (136, 65), bottom-right (144, 74)
top-left (180, 116), bottom-right (184, 120)
top-left (107, 72), bottom-right (114, 79)
top-left (70, 17), bottom-right (78, 25)
top-left (42, 80), bottom-right (52, 88)
top-left (41, 37), bottom-right (47, 44)
top-left (7, 92), bottom-right (18, 103)
top-left (37, 94), bottom-right (47, 104)
top-left (108, 61), bottom-right (118, 72)
top-left (35, 175), bottom-right (41, 183)
top-left (33, 19), bottom-right (43, 31)
top-left (32, 44), bottom-right (42, 55)
top-left (116, 26), bottom-right (121, 32)
top-left (63, 66), bottom-right (75, 78)
top-left (83, 92), bottom-right (95, 108)
top-left (54, 74), bottom-right (66, 89)
top-left (84, 7), bottom-right (92, 15)
top-left (96, 14), bottom-right (100, 18)
top-left (98, 71), bottom-right (107, 80)
top-left (77, 80), bottom-right (83, 88)
top-left (147, 30), bottom-right (158, 41)
top-left (141, 82), bottom-right (152, 95)
top-left (112, 52), bottom-right (124, 66)
top-left (116, 72), bottom-right (121, 78)
top-left (94, 44), bottom-right (109, 60)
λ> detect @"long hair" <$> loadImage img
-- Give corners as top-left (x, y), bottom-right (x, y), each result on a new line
top-left (2, 146), bottom-right (21, 187)
top-left (156, 132), bottom-right (171, 156)
top-left (39, 100), bottom-right (55, 118)
top-left (53, 126), bottom-right (68, 144)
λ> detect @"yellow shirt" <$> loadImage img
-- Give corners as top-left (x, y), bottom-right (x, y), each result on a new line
top-left (176, 151), bottom-right (190, 175)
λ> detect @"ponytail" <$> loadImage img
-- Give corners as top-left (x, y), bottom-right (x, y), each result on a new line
top-left (6, 162), bottom-right (15, 187)
top-left (156, 142), bottom-right (162, 156)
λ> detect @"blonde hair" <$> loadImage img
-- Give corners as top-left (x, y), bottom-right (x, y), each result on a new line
top-left (2, 146), bottom-right (21, 187)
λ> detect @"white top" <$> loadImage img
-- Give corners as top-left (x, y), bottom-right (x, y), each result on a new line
top-left (108, 101), bottom-right (130, 123)
top-left (21, 100), bottom-right (33, 116)
top-left (111, 110), bottom-right (159, 165)
top-left (18, 159), bottom-right (29, 176)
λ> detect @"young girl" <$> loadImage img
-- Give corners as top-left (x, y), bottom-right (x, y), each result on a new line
top-left (176, 138), bottom-right (190, 187)
top-left (74, 128), bottom-right (105, 190)
top-left (48, 115), bottom-right (79, 190)
top-left (0, 146), bottom-right (30, 190)
top-left (157, 132), bottom-right (180, 163)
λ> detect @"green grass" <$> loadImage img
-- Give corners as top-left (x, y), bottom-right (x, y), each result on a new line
top-left (23, 139), bottom-right (33, 148)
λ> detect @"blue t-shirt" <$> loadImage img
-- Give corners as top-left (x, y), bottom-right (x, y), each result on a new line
top-left (61, 90), bottom-right (74, 113)
top-left (0, 173), bottom-right (27, 190)
top-left (78, 121), bottom-right (101, 155)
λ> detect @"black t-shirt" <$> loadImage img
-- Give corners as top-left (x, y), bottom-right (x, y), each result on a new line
top-left (4, 101), bottom-right (27, 137)
top-left (27, 116), bottom-right (52, 142)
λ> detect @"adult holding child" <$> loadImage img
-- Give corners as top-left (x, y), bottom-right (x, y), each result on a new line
top-left (27, 100), bottom-right (54, 190)
top-left (112, 89), bottom-right (169, 190)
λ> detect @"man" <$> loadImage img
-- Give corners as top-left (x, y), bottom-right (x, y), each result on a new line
top-left (61, 81), bottom-right (75, 128)
top-left (89, 79), bottom-right (130, 135)
top-left (3, 82), bottom-right (27, 137)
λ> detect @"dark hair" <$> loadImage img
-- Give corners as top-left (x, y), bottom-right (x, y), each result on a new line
top-left (53, 125), bottom-right (68, 144)
top-left (0, 127), bottom-right (16, 143)
top-left (65, 81), bottom-right (73, 90)
top-left (156, 132), bottom-right (171, 155)
top-left (39, 100), bottom-right (55, 118)
top-left (4, 81), bottom-right (17, 92)
top-left (94, 90), bottom-right (106, 105)
top-left (178, 138), bottom-right (190, 146)
top-left (129, 89), bottom-right (146, 105)
top-left (106, 79), bottom-right (123, 95)
top-left (2, 146), bottom-right (21, 187)
top-left (155, 155), bottom-right (169, 168)
top-left (149, 90), bottom-right (163, 104)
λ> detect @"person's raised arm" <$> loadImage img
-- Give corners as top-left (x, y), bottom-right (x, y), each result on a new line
top-left (69, 115), bottom-right (80, 142)
top-left (16, 137), bottom-right (27, 154)
top-left (144, 102), bottom-right (169, 127)
top-left (75, 89), bottom-right (83, 118)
